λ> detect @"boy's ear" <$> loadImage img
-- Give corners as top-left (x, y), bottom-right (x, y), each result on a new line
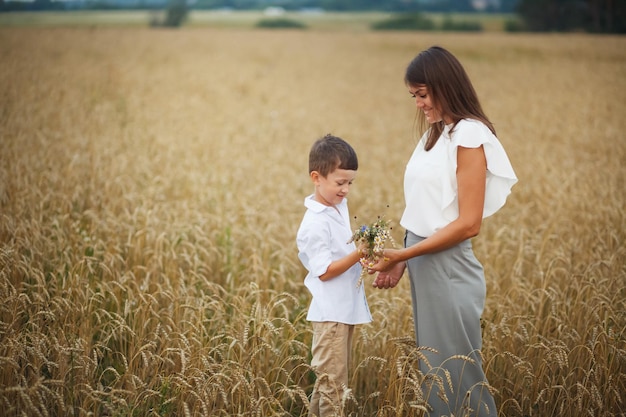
top-left (310, 171), bottom-right (321, 184)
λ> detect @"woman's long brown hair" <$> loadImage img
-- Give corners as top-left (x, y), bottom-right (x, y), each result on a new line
top-left (405, 46), bottom-right (495, 151)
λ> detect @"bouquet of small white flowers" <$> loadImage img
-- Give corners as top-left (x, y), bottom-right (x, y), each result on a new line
top-left (348, 216), bottom-right (396, 287)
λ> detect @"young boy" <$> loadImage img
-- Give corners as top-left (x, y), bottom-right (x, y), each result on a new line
top-left (296, 134), bottom-right (372, 417)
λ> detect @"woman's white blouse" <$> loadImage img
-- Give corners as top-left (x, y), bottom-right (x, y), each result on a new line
top-left (400, 119), bottom-right (518, 238)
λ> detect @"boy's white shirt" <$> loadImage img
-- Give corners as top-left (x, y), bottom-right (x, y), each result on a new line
top-left (297, 194), bottom-right (372, 325)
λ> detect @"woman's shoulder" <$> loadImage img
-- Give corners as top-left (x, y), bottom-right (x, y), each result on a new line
top-left (451, 118), bottom-right (495, 147)
top-left (456, 118), bottom-right (492, 133)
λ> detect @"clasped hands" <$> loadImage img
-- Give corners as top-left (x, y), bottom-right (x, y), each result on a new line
top-left (365, 249), bottom-right (406, 289)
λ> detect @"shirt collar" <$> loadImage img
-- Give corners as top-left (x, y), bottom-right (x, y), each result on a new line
top-left (303, 194), bottom-right (346, 213)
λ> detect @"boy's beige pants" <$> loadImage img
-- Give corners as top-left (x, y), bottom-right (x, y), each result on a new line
top-left (308, 322), bottom-right (355, 417)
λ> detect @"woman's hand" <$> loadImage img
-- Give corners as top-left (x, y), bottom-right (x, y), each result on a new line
top-left (369, 248), bottom-right (404, 272)
top-left (372, 260), bottom-right (406, 289)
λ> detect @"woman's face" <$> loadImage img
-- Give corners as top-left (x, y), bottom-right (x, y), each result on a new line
top-left (408, 84), bottom-right (451, 124)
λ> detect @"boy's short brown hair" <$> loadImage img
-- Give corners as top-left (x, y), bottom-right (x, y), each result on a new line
top-left (308, 134), bottom-right (358, 177)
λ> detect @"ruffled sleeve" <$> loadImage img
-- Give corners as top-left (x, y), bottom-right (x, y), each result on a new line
top-left (441, 119), bottom-right (518, 221)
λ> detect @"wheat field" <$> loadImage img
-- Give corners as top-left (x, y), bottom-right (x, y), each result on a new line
top-left (0, 26), bottom-right (625, 416)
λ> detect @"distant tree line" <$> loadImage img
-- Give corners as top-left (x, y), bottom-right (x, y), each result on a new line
top-left (187, 0), bottom-right (520, 13)
top-left (0, 0), bottom-right (517, 13)
top-left (0, 0), bottom-right (624, 33)
top-left (517, 0), bottom-right (625, 32)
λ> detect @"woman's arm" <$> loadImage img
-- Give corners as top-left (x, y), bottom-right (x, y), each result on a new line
top-left (372, 145), bottom-right (487, 271)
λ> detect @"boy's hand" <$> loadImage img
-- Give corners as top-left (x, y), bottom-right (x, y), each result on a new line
top-left (357, 242), bottom-right (367, 255)
top-left (372, 261), bottom-right (406, 289)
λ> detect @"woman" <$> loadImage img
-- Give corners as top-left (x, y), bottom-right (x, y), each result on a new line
top-left (370, 46), bottom-right (517, 416)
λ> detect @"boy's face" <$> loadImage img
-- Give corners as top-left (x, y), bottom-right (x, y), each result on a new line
top-left (311, 168), bottom-right (357, 207)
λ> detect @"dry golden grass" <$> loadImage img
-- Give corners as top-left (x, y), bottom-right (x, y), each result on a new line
top-left (0, 27), bottom-right (624, 416)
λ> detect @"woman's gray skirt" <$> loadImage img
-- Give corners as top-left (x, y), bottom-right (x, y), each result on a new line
top-left (405, 231), bottom-right (497, 417)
